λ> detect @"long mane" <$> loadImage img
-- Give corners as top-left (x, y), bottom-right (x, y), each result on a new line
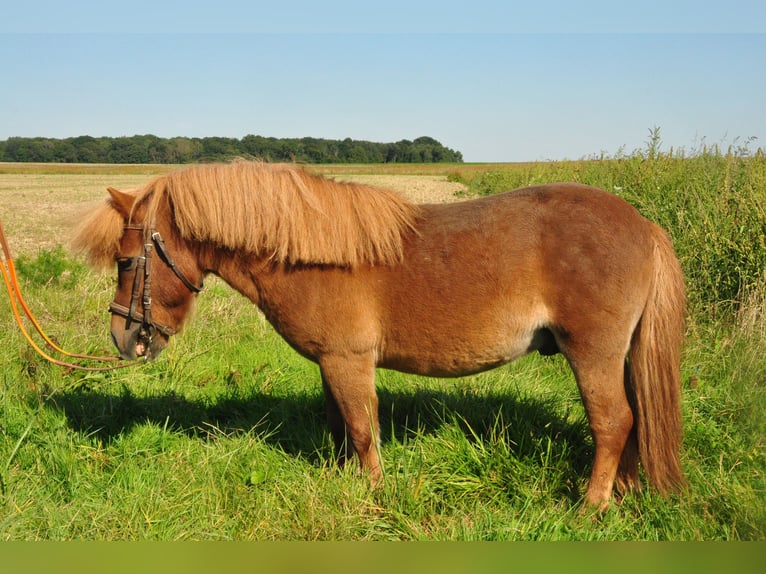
top-left (74, 162), bottom-right (421, 268)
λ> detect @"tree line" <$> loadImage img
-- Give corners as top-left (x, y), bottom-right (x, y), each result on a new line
top-left (0, 134), bottom-right (463, 164)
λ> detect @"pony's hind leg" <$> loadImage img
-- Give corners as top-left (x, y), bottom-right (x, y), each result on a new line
top-left (568, 352), bottom-right (634, 511)
top-left (319, 353), bottom-right (382, 482)
top-left (615, 426), bottom-right (640, 496)
top-left (615, 362), bottom-right (640, 495)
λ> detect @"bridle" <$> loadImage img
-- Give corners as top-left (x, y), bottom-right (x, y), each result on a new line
top-left (109, 220), bottom-right (203, 347)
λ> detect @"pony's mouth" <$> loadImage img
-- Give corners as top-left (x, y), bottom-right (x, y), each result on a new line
top-left (134, 327), bottom-right (155, 359)
top-left (134, 333), bottom-right (168, 360)
top-left (111, 324), bottom-right (168, 361)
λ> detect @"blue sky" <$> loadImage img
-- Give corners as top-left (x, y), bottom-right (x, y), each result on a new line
top-left (2, 1), bottom-right (765, 162)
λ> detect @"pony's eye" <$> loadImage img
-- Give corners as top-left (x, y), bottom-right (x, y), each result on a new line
top-left (116, 257), bottom-right (138, 272)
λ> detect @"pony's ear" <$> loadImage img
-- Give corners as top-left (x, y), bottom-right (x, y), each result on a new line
top-left (107, 186), bottom-right (135, 218)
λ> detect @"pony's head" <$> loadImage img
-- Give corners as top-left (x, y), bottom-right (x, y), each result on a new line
top-left (74, 184), bottom-right (203, 360)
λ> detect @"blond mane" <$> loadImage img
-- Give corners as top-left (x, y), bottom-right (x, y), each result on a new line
top-left (73, 162), bottom-right (421, 268)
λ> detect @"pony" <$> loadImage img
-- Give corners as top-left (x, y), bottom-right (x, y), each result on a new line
top-left (72, 161), bottom-right (686, 510)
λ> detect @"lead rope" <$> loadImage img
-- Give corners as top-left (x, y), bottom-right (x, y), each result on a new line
top-left (0, 216), bottom-right (141, 372)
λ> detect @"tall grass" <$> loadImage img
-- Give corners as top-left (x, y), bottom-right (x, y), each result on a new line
top-left (0, 152), bottom-right (764, 540)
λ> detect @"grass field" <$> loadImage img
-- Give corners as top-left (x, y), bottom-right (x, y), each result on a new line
top-left (0, 154), bottom-right (764, 540)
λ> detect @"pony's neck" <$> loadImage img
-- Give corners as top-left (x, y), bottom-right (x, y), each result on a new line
top-left (198, 246), bottom-right (273, 308)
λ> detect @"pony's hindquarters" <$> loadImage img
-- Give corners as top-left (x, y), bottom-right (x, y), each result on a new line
top-left (626, 222), bottom-right (686, 494)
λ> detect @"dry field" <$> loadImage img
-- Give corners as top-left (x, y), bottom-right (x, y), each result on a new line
top-left (332, 174), bottom-right (466, 204)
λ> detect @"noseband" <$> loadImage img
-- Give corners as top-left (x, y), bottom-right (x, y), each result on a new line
top-left (109, 222), bottom-right (203, 345)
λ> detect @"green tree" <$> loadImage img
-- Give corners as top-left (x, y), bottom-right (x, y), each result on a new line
top-left (0, 135), bottom-right (464, 164)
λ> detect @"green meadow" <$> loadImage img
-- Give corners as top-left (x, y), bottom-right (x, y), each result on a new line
top-left (0, 147), bottom-right (763, 540)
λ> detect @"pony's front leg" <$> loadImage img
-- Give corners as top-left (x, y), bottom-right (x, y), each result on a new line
top-left (319, 353), bottom-right (382, 482)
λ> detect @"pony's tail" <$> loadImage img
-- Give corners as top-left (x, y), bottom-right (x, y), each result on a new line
top-left (628, 223), bottom-right (686, 494)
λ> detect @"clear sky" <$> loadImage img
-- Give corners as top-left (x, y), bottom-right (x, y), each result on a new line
top-left (2, 1), bottom-right (765, 162)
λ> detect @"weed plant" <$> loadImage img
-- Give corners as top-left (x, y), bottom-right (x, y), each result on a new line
top-left (0, 150), bottom-right (763, 540)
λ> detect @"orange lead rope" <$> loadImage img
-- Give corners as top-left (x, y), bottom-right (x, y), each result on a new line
top-left (0, 215), bottom-right (141, 371)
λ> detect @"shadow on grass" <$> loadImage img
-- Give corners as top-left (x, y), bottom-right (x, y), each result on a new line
top-left (45, 378), bottom-right (592, 488)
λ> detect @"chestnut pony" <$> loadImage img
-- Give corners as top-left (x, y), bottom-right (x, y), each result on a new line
top-left (73, 161), bottom-right (685, 509)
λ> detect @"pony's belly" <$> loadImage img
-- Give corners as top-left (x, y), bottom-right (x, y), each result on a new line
top-left (379, 331), bottom-right (538, 378)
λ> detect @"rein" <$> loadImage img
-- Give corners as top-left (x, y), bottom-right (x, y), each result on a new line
top-left (0, 216), bottom-right (142, 372)
top-left (108, 221), bottom-right (203, 351)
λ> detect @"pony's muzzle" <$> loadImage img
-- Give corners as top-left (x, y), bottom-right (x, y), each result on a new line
top-left (110, 316), bottom-right (168, 361)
